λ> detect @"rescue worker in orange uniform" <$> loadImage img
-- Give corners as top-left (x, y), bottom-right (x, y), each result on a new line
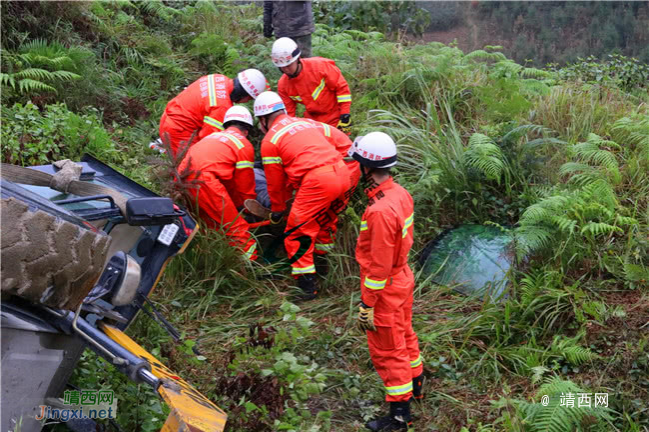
top-left (178, 106), bottom-right (258, 260)
top-left (302, 118), bottom-right (361, 267)
top-left (160, 69), bottom-right (268, 157)
top-left (253, 91), bottom-right (350, 299)
top-left (272, 37), bottom-right (352, 133)
top-left (351, 132), bottom-right (424, 431)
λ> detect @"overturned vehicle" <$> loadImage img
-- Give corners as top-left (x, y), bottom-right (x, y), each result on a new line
top-left (1, 156), bottom-right (227, 431)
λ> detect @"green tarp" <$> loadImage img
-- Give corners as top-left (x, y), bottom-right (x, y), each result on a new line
top-left (419, 224), bottom-right (514, 301)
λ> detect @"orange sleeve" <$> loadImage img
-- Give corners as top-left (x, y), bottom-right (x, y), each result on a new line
top-left (232, 144), bottom-right (256, 208)
top-left (361, 211), bottom-right (397, 307)
top-left (324, 61), bottom-right (352, 115)
top-left (261, 140), bottom-right (289, 213)
top-left (278, 80), bottom-right (297, 117)
top-left (199, 106), bottom-right (226, 140)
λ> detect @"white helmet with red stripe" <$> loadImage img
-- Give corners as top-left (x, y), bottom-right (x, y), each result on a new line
top-left (237, 69), bottom-right (268, 99)
top-left (350, 132), bottom-right (398, 168)
top-left (253, 91), bottom-right (286, 117)
top-left (271, 37), bottom-right (300, 67)
top-left (223, 106), bottom-right (253, 127)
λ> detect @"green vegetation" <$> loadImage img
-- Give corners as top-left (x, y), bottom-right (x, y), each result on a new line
top-left (2, 1), bottom-right (647, 431)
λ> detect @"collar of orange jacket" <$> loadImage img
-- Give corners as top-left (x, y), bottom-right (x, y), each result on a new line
top-left (365, 176), bottom-right (394, 199)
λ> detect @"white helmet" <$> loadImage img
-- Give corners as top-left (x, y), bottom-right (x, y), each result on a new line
top-left (237, 69), bottom-right (268, 99)
top-left (271, 37), bottom-right (300, 67)
top-left (223, 106), bottom-right (253, 127)
top-left (350, 132), bottom-right (398, 168)
top-left (253, 91), bottom-right (286, 117)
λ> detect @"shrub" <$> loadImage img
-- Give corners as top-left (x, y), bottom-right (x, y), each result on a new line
top-left (1, 101), bottom-right (115, 165)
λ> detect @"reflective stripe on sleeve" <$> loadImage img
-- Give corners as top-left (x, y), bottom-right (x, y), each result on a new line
top-left (289, 95), bottom-right (303, 101)
top-left (243, 243), bottom-right (257, 260)
top-left (262, 156), bottom-right (282, 165)
top-left (236, 161), bottom-right (254, 169)
top-left (337, 94), bottom-right (352, 103)
top-left (410, 355), bottom-right (423, 368)
top-left (364, 277), bottom-right (387, 290)
top-left (360, 220), bottom-right (368, 231)
top-left (203, 116), bottom-right (224, 130)
top-left (402, 213), bottom-right (414, 238)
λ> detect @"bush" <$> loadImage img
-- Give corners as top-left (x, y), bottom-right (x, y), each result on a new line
top-left (1, 101), bottom-right (115, 165)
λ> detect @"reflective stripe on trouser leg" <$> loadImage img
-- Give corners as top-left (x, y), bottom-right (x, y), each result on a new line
top-left (401, 286), bottom-right (423, 378)
top-left (192, 178), bottom-right (255, 260)
top-left (366, 322), bottom-right (413, 402)
top-left (285, 167), bottom-right (346, 275)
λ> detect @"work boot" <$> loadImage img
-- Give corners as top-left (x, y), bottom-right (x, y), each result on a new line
top-left (411, 373), bottom-right (425, 402)
top-left (365, 401), bottom-right (412, 431)
top-left (296, 273), bottom-right (318, 301)
top-left (314, 254), bottom-right (329, 277)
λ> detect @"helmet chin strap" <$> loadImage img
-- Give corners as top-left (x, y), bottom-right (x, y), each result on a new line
top-left (283, 59), bottom-right (302, 79)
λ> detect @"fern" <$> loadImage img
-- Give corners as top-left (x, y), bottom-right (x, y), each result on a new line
top-left (517, 377), bottom-right (612, 432)
top-left (465, 133), bottom-right (509, 184)
top-left (464, 49), bottom-right (507, 63)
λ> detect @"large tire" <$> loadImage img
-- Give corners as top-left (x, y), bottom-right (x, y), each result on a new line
top-left (1, 197), bottom-right (112, 310)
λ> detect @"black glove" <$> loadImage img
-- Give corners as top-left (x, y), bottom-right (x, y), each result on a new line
top-left (270, 211), bottom-right (284, 225)
top-left (337, 114), bottom-right (352, 134)
top-left (263, 25), bottom-right (273, 38)
top-left (358, 301), bottom-right (376, 332)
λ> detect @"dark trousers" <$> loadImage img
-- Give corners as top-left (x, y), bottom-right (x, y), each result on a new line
top-left (293, 34), bottom-right (312, 58)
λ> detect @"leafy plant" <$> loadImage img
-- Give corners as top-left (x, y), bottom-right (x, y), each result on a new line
top-left (1, 101), bottom-right (115, 165)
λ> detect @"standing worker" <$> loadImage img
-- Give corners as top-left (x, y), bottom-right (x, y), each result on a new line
top-left (160, 69), bottom-right (268, 157)
top-left (272, 37), bottom-right (352, 133)
top-left (263, 0), bottom-right (315, 58)
top-left (254, 91), bottom-right (350, 299)
top-left (351, 132), bottom-right (424, 431)
top-left (178, 106), bottom-right (258, 261)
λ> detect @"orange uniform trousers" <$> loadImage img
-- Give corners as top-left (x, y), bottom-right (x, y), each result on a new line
top-left (188, 178), bottom-right (257, 260)
top-left (365, 267), bottom-right (423, 402)
top-left (160, 112), bottom-right (198, 157)
top-left (286, 161), bottom-right (350, 274)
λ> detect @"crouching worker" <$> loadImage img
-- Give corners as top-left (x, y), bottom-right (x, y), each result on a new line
top-left (351, 132), bottom-right (424, 431)
top-left (160, 69), bottom-right (268, 157)
top-left (178, 106), bottom-right (258, 260)
top-left (254, 91), bottom-right (350, 300)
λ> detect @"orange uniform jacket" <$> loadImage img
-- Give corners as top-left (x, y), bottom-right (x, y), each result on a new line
top-left (261, 114), bottom-right (342, 212)
top-left (278, 57), bottom-right (352, 128)
top-left (356, 178), bottom-right (415, 309)
top-left (161, 74), bottom-right (233, 153)
top-left (178, 127), bottom-right (256, 208)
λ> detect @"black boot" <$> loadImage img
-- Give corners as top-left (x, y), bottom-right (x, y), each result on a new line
top-left (365, 401), bottom-right (412, 431)
top-left (314, 254), bottom-right (329, 277)
top-left (296, 273), bottom-right (318, 301)
top-left (412, 373), bottom-right (425, 401)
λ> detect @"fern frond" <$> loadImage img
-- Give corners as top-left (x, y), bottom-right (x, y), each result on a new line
top-left (13, 67), bottom-right (54, 81)
top-left (18, 78), bottom-right (57, 94)
top-left (49, 70), bottom-right (81, 81)
top-left (465, 133), bottom-right (508, 184)
top-left (615, 215), bottom-right (638, 226)
top-left (623, 262), bottom-right (649, 282)
top-left (464, 50), bottom-right (507, 62)
top-left (501, 124), bottom-right (555, 142)
top-left (0, 73), bottom-right (16, 89)
top-left (580, 222), bottom-right (622, 237)
top-left (521, 67), bottom-right (551, 78)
